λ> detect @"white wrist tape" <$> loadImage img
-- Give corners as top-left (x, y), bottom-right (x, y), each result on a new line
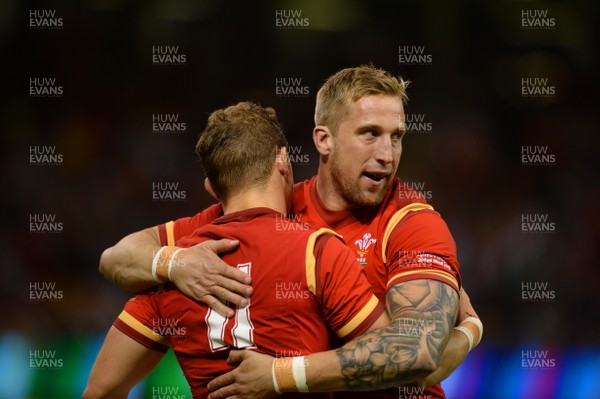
top-left (272, 356), bottom-right (310, 393)
top-left (272, 359), bottom-right (281, 394)
top-left (151, 246), bottom-right (168, 282)
top-left (168, 248), bottom-right (184, 281)
top-left (292, 356), bottom-right (308, 392)
top-left (463, 316), bottom-right (483, 344)
top-left (454, 325), bottom-right (475, 352)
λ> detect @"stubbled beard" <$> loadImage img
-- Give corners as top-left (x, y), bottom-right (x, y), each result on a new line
top-left (329, 152), bottom-right (389, 209)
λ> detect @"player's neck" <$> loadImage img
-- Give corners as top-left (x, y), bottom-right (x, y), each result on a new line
top-left (316, 167), bottom-right (353, 211)
top-left (222, 186), bottom-right (287, 216)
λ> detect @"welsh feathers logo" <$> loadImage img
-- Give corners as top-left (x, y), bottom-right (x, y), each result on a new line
top-left (355, 233), bottom-right (377, 265)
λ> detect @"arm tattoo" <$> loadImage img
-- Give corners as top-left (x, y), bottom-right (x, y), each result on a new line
top-left (335, 279), bottom-right (458, 389)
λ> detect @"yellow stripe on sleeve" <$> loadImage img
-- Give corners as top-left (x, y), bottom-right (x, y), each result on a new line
top-left (305, 228), bottom-right (340, 295)
top-left (387, 269), bottom-right (459, 291)
top-left (381, 203), bottom-right (434, 264)
top-left (117, 310), bottom-right (169, 346)
top-left (335, 294), bottom-right (380, 339)
top-left (165, 221), bottom-right (175, 246)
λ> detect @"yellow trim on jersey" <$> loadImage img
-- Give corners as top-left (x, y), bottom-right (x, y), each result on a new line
top-left (117, 310), bottom-right (169, 346)
top-left (381, 203), bottom-right (434, 264)
top-left (387, 269), bottom-right (459, 291)
top-left (336, 294), bottom-right (379, 339)
top-left (305, 228), bottom-right (340, 295)
top-left (165, 221), bottom-right (175, 246)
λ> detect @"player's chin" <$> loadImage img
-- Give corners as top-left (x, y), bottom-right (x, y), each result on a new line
top-left (355, 187), bottom-right (387, 208)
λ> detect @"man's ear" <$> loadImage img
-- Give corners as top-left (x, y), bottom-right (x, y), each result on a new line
top-left (313, 125), bottom-right (333, 156)
top-left (204, 178), bottom-right (219, 200)
top-left (275, 147), bottom-right (291, 177)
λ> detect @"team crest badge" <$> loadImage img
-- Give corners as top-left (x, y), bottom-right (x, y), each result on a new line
top-left (355, 233), bottom-right (377, 265)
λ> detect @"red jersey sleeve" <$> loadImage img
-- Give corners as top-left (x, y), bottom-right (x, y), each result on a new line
top-left (157, 203), bottom-right (223, 246)
top-left (310, 232), bottom-right (385, 341)
top-left (385, 210), bottom-right (461, 293)
top-left (113, 293), bottom-right (170, 353)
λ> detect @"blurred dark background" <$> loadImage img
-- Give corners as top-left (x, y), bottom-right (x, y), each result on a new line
top-left (1, 0), bottom-right (599, 398)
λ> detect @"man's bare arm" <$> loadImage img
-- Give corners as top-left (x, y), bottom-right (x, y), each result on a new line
top-left (414, 286), bottom-right (482, 387)
top-left (414, 328), bottom-right (469, 388)
top-left (329, 279), bottom-right (458, 390)
top-left (83, 326), bottom-right (164, 399)
top-left (98, 226), bottom-right (251, 316)
top-left (207, 279), bottom-right (459, 398)
top-left (99, 227), bottom-right (161, 292)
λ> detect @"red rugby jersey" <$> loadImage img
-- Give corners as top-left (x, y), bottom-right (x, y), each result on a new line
top-left (291, 177), bottom-right (461, 399)
top-left (160, 177), bottom-right (462, 399)
top-left (114, 208), bottom-right (383, 399)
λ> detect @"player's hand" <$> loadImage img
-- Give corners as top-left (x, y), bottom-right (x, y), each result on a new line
top-left (457, 286), bottom-right (479, 324)
top-left (169, 239), bottom-right (252, 317)
top-left (207, 350), bottom-right (277, 399)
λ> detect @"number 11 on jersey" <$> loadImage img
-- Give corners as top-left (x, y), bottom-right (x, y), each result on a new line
top-left (205, 262), bottom-right (256, 352)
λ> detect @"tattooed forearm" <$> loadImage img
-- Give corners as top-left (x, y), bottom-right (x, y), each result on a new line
top-left (335, 279), bottom-right (459, 389)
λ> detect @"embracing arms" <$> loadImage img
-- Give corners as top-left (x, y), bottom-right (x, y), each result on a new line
top-left (98, 225), bottom-right (250, 316)
top-left (330, 279), bottom-right (458, 390)
top-left (205, 279), bottom-right (460, 398)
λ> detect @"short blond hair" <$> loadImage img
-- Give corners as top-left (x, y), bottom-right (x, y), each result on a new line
top-left (314, 65), bottom-right (410, 133)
